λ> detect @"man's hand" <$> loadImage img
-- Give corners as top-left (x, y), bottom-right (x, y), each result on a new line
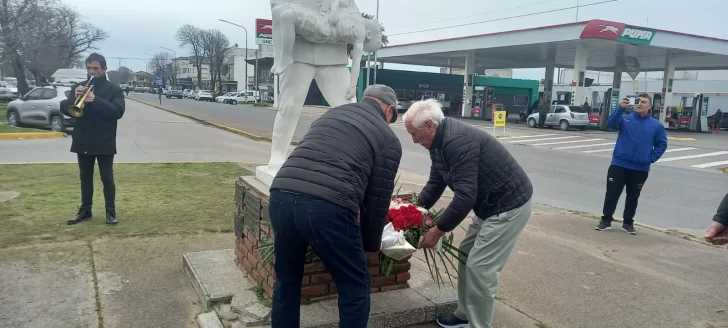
top-left (83, 92), bottom-right (95, 103)
top-left (620, 97), bottom-right (630, 109)
top-left (705, 221), bottom-right (728, 245)
top-left (419, 226), bottom-right (446, 249)
top-left (75, 85), bottom-right (86, 97)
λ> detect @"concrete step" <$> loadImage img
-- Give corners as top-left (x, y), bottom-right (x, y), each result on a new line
top-left (183, 248), bottom-right (460, 327)
top-left (183, 249), bottom-right (251, 311)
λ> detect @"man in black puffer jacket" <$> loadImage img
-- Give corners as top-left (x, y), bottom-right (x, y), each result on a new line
top-left (269, 84), bottom-right (401, 328)
top-left (60, 53), bottom-right (125, 226)
top-left (403, 99), bottom-right (532, 328)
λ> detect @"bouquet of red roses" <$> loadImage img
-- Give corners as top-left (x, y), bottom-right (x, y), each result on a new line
top-left (378, 196), bottom-right (467, 288)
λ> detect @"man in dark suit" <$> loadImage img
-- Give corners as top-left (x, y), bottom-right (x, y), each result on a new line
top-left (61, 53), bottom-right (126, 226)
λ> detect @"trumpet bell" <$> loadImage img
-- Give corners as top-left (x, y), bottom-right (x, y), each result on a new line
top-left (68, 105), bottom-right (83, 118)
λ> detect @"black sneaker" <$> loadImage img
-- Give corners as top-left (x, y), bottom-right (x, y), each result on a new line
top-left (436, 314), bottom-right (469, 328)
top-left (595, 220), bottom-right (611, 231)
top-left (621, 223), bottom-right (636, 235)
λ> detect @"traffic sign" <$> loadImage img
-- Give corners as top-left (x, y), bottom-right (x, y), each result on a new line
top-left (155, 76), bottom-right (163, 86)
top-left (494, 111), bottom-right (507, 127)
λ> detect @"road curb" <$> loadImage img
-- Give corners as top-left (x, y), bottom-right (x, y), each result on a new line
top-left (0, 132), bottom-right (65, 140)
top-left (128, 98), bottom-right (300, 145)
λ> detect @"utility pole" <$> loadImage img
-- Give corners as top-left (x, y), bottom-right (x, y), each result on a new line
top-left (219, 19), bottom-right (249, 91)
top-left (373, 0), bottom-right (380, 84)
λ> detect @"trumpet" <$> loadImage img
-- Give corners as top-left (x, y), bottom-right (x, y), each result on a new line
top-left (68, 77), bottom-right (95, 118)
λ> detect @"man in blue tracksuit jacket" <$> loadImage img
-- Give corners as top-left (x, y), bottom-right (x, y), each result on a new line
top-left (595, 93), bottom-right (667, 235)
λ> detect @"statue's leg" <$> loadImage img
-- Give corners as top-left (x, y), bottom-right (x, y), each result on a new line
top-left (314, 65), bottom-right (358, 107)
top-left (268, 62), bottom-right (316, 169)
top-left (271, 8), bottom-right (297, 75)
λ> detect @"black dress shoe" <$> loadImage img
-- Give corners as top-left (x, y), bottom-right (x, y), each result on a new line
top-left (67, 207), bottom-right (92, 225)
top-left (106, 210), bottom-right (118, 225)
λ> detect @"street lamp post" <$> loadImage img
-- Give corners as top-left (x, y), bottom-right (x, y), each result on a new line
top-left (373, 0), bottom-right (380, 84)
top-left (219, 19), bottom-right (249, 91)
top-left (161, 47), bottom-right (177, 86)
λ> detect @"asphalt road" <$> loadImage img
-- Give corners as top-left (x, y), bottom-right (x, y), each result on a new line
top-left (130, 93), bottom-right (727, 235)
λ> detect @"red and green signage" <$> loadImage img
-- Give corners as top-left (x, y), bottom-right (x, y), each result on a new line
top-left (580, 20), bottom-right (656, 45)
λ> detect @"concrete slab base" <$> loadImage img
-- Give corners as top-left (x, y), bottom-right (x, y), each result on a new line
top-left (183, 249), bottom-right (251, 311)
top-left (183, 248), bottom-right (460, 328)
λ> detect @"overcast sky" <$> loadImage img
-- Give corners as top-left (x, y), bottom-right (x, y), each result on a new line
top-left (63, 0), bottom-right (728, 79)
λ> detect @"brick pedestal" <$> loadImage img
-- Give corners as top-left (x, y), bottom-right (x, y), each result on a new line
top-left (233, 176), bottom-right (412, 301)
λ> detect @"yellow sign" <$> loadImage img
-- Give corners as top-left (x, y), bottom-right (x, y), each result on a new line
top-left (494, 111), bottom-right (507, 127)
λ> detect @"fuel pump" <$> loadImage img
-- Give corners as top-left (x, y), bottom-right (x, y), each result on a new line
top-left (688, 94), bottom-right (709, 132)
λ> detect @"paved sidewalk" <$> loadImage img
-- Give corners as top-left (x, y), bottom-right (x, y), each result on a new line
top-left (2, 199), bottom-right (726, 328)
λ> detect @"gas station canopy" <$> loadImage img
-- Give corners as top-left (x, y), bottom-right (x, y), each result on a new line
top-left (377, 19), bottom-right (728, 72)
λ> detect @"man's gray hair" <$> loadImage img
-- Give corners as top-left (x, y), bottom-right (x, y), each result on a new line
top-left (403, 99), bottom-right (444, 129)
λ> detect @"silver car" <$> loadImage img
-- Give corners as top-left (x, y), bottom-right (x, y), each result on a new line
top-left (527, 105), bottom-right (590, 131)
top-left (6, 86), bottom-right (74, 132)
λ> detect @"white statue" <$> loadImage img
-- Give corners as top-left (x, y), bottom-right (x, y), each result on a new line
top-left (257, 0), bottom-right (383, 186)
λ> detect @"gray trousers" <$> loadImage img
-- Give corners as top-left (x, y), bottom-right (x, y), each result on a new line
top-left (453, 200), bottom-right (532, 328)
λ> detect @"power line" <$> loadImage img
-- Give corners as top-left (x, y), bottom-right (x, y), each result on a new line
top-left (388, 0), bottom-right (562, 30)
top-left (388, 0), bottom-right (618, 37)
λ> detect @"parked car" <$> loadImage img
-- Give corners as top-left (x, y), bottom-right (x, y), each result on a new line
top-left (415, 95), bottom-right (450, 112)
top-left (0, 85), bottom-right (15, 101)
top-left (396, 99), bottom-right (411, 113)
top-left (216, 92), bottom-right (235, 103)
top-left (182, 89), bottom-right (192, 98)
top-left (707, 111), bottom-right (728, 130)
top-left (6, 86), bottom-right (74, 132)
top-left (166, 86), bottom-right (183, 99)
top-left (223, 92), bottom-right (245, 105)
top-left (196, 90), bottom-right (214, 102)
top-left (527, 104), bottom-right (589, 131)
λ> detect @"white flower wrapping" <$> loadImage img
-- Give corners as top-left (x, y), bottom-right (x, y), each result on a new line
top-left (379, 222), bottom-right (416, 260)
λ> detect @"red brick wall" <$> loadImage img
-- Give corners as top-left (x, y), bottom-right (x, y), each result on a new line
top-left (234, 176), bottom-right (412, 302)
top-left (235, 226), bottom-right (411, 301)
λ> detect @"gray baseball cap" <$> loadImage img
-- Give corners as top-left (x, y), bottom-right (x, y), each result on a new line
top-left (362, 84), bottom-right (398, 123)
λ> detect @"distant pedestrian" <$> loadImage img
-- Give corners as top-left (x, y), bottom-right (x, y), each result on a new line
top-left (714, 109), bottom-right (723, 131)
top-left (705, 194), bottom-right (728, 245)
top-left (596, 94), bottom-right (667, 235)
top-left (60, 53), bottom-right (125, 226)
top-left (268, 85), bottom-right (402, 328)
top-left (538, 98), bottom-right (549, 128)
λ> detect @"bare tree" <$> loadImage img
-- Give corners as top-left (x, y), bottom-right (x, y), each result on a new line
top-left (176, 25), bottom-right (205, 89)
top-left (0, 0), bottom-right (106, 93)
top-left (118, 66), bottom-right (132, 85)
top-left (201, 29), bottom-right (230, 93)
top-left (150, 52), bottom-right (171, 86)
top-left (200, 29), bottom-right (215, 90)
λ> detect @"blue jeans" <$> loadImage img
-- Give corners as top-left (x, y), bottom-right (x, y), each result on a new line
top-left (269, 189), bottom-right (371, 328)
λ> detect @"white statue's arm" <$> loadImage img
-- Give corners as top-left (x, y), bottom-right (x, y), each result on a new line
top-left (347, 42), bottom-right (364, 100)
top-left (329, 0), bottom-right (342, 25)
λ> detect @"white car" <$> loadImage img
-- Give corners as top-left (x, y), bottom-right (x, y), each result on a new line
top-left (196, 90), bottom-right (213, 102)
top-left (182, 89), bottom-right (192, 98)
top-left (225, 91), bottom-right (257, 105)
top-left (216, 92), bottom-right (235, 103)
top-left (527, 105), bottom-right (590, 131)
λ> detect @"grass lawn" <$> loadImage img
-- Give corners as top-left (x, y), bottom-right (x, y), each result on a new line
top-left (0, 103), bottom-right (7, 122)
top-left (0, 162), bottom-right (250, 248)
top-left (0, 124), bottom-right (47, 133)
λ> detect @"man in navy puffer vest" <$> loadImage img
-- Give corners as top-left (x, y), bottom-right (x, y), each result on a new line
top-left (596, 93), bottom-right (667, 235)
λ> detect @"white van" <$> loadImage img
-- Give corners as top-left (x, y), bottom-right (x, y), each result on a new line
top-left (51, 69), bottom-right (89, 86)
